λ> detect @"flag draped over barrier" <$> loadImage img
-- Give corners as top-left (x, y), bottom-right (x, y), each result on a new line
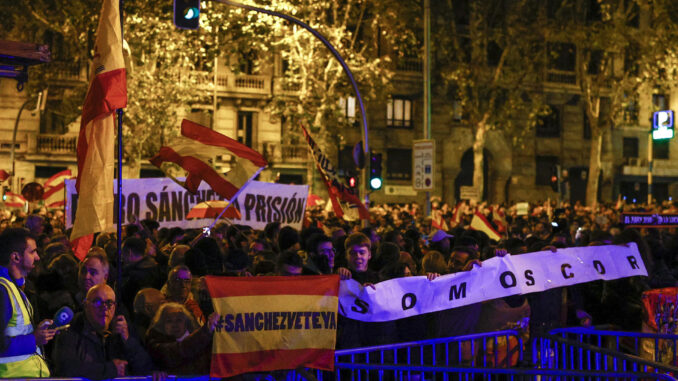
top-left (206, 275), bottom-right (339, 378)
top-left (151, 119), bottom-right (267, 200)
top-left (70, 0), bottom-right (127, 260)
top-left (300, 124), bottom-right (368, 219)
top-left (338, 244), bottom-right (647, 322)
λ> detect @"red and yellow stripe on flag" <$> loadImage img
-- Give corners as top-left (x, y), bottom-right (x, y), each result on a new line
top-left (205, 275), bottom-right (339, 378)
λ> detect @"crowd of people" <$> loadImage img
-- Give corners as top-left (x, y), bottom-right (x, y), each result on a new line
top-left (0, 197), bottom-right (674, 379)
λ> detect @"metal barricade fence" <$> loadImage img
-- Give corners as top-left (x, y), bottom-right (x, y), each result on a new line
top-left (549, 327), bottom-right (678, 366)
top-left (533, 328), bottom-right (678, 377)
top-left (24, 328), bottom-right (678, 381)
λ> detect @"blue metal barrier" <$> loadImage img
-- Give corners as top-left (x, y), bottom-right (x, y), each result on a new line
top-left (25, 329), bottom-right (678, 381)
top-left (307, 330), bottom-right (527, 381)
top-left (550, 326), bottom-right (678, 366)
top-left (533, 328), bottom-right (678, 377)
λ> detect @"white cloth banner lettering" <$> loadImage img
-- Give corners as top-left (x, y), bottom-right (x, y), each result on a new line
top-left (65, 178), bottom-right (308, 230)
top-left (338, 244), bottom-right (647, 322)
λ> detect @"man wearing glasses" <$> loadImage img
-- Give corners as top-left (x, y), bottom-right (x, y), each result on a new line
top-left (53, 284), bottom-right (154, 379)
top-left (162, 265), bottom-right (203, 324)
top-left (0, 228), bottom-right (54, 377)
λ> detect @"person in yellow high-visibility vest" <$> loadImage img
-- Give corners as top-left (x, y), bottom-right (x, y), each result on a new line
top-left (0, 227), bottom-right (56, 377)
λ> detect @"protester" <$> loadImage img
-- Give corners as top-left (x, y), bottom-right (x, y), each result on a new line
top-left (0, 228), bottom-right (54, 377)
top-left (53, 284), bottom-right (155, 379)
top-left (303, 233), bottom-right (335, 274)
top-left (76, 248), bottom-right (110, 304)
top-left (119, 237), bottom-right (164, 316)
top-left (145, 302), bottom-right (217, 374)
top-left (161, 265), bottom-right (204, 325)
top-left (133, 288), bottom-right (166, 343)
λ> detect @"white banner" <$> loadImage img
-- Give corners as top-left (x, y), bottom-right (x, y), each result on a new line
top-left (338, 244), bottom-right (647, 322)
top-left (65, 178), bottom-right (308, 230)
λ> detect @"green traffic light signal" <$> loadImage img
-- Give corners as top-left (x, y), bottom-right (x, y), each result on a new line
top-left (369, 152), bottom-right (382, 190)
top-left (174, 0), bottom-right (200, 30)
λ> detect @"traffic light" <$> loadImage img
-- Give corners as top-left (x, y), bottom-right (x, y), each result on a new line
top-left (348, 176), bottom-right (357, 189)
top-left (369, 152), bottom-right (383, 190)
top-left (174, 0), bottom-right (200, 30)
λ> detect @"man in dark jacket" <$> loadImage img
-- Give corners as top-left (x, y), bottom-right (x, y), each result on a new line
top-left (119, 237), bottom-right (163, 316)
top-left (53, 284), bottom-right (154, 379)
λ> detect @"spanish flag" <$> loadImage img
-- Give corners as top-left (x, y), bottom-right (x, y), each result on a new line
top-left (150, 119), bottom-right (267, 200)
top-left (470, 211), bottom-right (502, 241)
top-left (70, 0), bottom-right (127, 259)
top-left (205, 275), bottom-right (339, 378)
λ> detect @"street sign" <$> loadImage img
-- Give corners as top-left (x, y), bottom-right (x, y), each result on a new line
top-left (459, 186), bottom-right (480, 201)
top-left (652, 110), bottom-right (674, 140)
top-left (413, 140), bottom-right (435, 191)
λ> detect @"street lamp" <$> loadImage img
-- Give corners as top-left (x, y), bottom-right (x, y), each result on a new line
top-left (195, 0), bottom-right (371, 210)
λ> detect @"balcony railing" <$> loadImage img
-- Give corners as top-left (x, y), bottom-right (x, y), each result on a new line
top-left (49, 62), bottom-right (86, 82)
top-left (280, 144), bottom-right (308, 163)
top-left (194, 71), bottom-right (269, 95)
top-left (546, 70), bottom-right (577, 85)
top-left (37, 134), bottom-right (77, 154)
top-left (395, 57), bottom-right (423, 73)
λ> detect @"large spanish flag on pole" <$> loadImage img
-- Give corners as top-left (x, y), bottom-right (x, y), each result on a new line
top-left (205, 275), bottom-right (339, 378)
top-left (70, 0), bottom-right (127, 258)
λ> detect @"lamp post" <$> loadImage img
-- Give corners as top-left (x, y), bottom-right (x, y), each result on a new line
top-left (11, 91), bottom-right (46, 193)
top-left (213, 0), bottom-right (371, 211)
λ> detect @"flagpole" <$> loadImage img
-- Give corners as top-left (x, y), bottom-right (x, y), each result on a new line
top-left (208, 166), bottom-right (266, 230)
top-left (116, 0), bottom-right (125, 294)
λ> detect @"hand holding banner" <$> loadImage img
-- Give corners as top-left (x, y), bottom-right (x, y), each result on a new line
top-left (339, 244), bottom-right (647, 322)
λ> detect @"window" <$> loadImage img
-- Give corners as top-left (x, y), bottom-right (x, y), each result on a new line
top-left (386, 148), bottom-right (412, 180)
top-left (536, 156), bottom-right (558, 186)
top-left (583, 111), bottom-right (591, 140)
top-left (623, 137), bottom-right (639, 158)
top-left (537, 105), bottom-right (561, 138)
top-left (339, 96), bottom-right (356, 123)
top-left (654, 139), bottom-right (670, 160)
top-left (585, 0), bottom-right (602, 23)
top-left (454, 0), bottom-right (470, 25)
top-left (239, 50), bottom-right (258, 74)
top-left (587, 50), bottom-right (603, 75)
top-left (548, 43), bottom-right (576, 72)
top-left (625, 0), bottom-right (640, 28)
top-left (623, 92), bottom-right (639, 124)
top-left (535, 156), bottom-right (558, 186)
top-left (487, 41), bottom-right (502, 67)
top-left (237, 111), bottom-right (253, 148)
top-left (653, 93), bottom-right (669, 111)
top-left (337, 146), bottom-right (355, 177)
top-left (35, 166), bottom-right (68, 179)
top-left (189, 108), bottom-right (212, 128)
top-left (387, 97), bottom-right (413, 128)
top-left (452, 100), bottom-right (463, 121)
top-left (546, 0), bottom-right (574, 20)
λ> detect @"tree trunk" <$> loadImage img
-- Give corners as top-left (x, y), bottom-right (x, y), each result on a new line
top-left (126, 155), bottom-right (141, 179)
top-left (473, 122), bottom-right (487, 200)
top-left (585, 127), bottom-right (603, 208)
